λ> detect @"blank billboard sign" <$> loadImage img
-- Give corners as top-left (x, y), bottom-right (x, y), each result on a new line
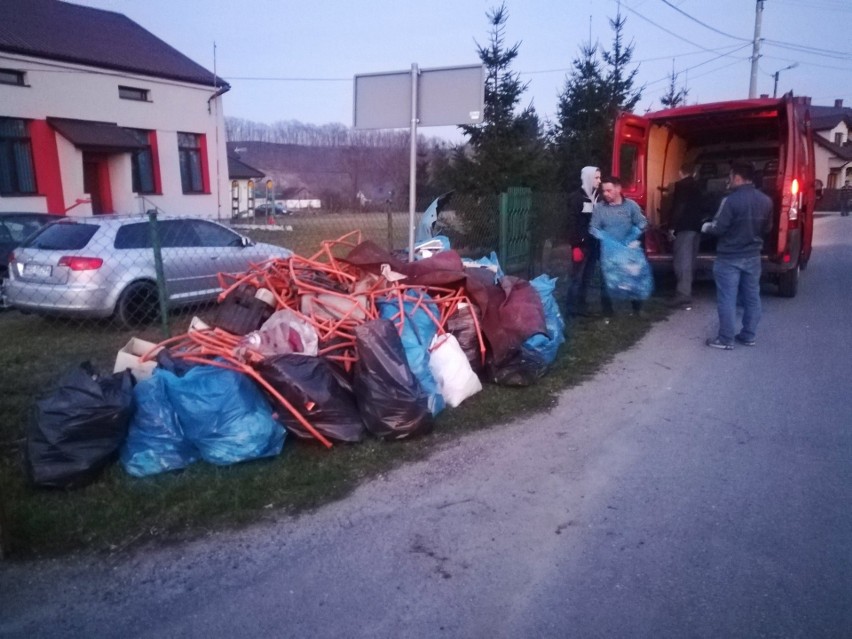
top-left (353, 64), bottom-right (484, 130)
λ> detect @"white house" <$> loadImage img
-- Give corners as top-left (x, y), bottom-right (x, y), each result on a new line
top-left (0, 0), bottom-right (230, 218)
top-left (227, 155), bottom-right (265, 216)
top-left (810, 99), bottom-right (852, 189)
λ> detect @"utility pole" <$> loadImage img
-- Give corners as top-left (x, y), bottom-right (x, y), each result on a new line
top-left (749, 0), bottom-right (765, 98)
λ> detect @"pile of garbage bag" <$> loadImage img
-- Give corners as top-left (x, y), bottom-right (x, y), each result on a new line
top-left (26, 231), bottom-right (566, 485)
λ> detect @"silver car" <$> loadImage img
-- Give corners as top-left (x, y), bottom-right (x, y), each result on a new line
top-left (7, 214), bottom-right (292, 326)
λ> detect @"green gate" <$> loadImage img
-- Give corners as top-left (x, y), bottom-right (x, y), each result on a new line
top-left (498, 187), bottom-right (532, 276)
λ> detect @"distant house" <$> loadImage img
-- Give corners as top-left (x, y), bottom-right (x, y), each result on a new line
top-left (0, 0), bottom-right (230, 218)
top-left (228, 155), bottom-right (264, 216)
top-left (280, 186), bottom-right (320, 210)
top-left (811, 99), bottom-right (852, 189)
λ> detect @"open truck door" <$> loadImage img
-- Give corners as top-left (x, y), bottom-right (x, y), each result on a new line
top-left (612, 113), bottom-right (651, 211)
top-left (800, 102), bottom-right (816, 267)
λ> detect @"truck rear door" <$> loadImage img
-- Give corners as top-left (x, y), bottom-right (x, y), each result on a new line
top-left (612, 113), bottom-right (651, 211)
top-left (800, 104), bottom-right (816, 265)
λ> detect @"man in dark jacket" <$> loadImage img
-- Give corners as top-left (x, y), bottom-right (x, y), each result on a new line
top-left (668, 163), bottom-right (704, 308)
top-left (702, 161), bottom-right (772, 349)
top-left (566, 166), bottom-right (610, 316)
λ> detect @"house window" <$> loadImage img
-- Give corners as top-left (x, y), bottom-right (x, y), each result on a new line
top-left (827, 171), bottom-right (838, 189)
top-left (126, 128), bottom-right (156, 194)
top-left (0, 118), bottom-right (37, 195)
top-left (118, 85), bottom-right (149, 101)
top-left (0, 68), bottom-right (26, 86)
top-left (178, 132), bottom-right (204, 193)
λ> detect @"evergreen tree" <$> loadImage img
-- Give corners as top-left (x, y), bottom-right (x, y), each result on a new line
top-left (601, 10), bottom-right (643, 164)
top-left (550, 9), bottom-right (642, 189)
top-left (660, 66), bottom-right (689, 109)
top-left (550, 43), bottom-right (609, 191)
top-left (447, 2), bottom-right (549, 195)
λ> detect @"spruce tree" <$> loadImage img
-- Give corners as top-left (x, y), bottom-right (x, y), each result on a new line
top-left (550, 9), bottom-right (642, 189)
top-left (660, 66), bottom-right (689, 109)
top-left (449, 2), bottom-right (548, 195)
top-left (551, 43), bottom-right (609, 191)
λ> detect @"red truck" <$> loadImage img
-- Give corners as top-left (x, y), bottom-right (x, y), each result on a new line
top-left (612, 94), bottom-right (816, 297)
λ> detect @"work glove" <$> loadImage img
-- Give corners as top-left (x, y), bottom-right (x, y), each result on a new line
top-left (701, 222), bottom-right (713, 234)
top-left (667, 229), bottom-right (676, 242)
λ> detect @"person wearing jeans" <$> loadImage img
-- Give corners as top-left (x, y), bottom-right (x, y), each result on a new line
top-left (712, 256), bottom-right (762, 346)
top-left (702, 161), bottom-right (772, 349)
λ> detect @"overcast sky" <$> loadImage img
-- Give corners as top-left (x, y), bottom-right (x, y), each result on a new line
top-left (71, 0), bottom-right (851, 140)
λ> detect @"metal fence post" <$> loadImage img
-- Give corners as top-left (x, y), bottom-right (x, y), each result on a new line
top-left (147, 209), bottom-right (171, 338)
top-left (498, 191), bottom-right (508, 269)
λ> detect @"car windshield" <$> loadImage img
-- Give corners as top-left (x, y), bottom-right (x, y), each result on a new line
top-left (23, 222), bottom-right (100, 251)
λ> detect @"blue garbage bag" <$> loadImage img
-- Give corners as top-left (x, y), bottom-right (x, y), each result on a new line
top-left (162, 364), bottom-right (285, 465)
top-left (523, 274), bottom-right (566, 365)
top-left (120, 371), bottom-right (199, 477)
top-left (377, 291), bottom-right (445, 416)
top-left (461, 251), bottom-right (505, 282)
top-left (592, 229), bottom-right (654, 301)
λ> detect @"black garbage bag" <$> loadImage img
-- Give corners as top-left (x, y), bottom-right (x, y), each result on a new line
top-left (485, 346), bottom-right (549, 387)
top-left (256, 354), bottom-right (365, 443)
top-left (26, 362), bottom-right (134, 488)
top-left (446, 302), bottom-right (484, 376)
top-left (353, 319), bottom-right (433, 441)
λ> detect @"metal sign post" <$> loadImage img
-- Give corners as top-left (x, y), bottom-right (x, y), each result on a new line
top-left (354, 64), bottom-right (484, 260)
top-left (407, 64), bottom-right (419, 262)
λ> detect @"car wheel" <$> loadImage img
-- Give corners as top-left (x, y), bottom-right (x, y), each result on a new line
top-left (777, 265), bottom-right (799, 298)
top-left (117, 281), bottom-right (161, 327)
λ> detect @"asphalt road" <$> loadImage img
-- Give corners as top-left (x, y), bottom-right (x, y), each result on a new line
top-left (2, 214), bottom-right (850, 639)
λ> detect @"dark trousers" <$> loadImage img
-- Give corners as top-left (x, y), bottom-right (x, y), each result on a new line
top-left (568, 238), bottom-right (613, 315)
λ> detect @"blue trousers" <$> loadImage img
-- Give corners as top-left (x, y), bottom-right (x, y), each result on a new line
top-left (713, 256), bottom-right (762, 344)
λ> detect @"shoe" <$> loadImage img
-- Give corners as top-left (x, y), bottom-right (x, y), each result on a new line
top-left (734, 334), bottom-right (756, 346)
top-left (667, 296), bottom-right (692, 309)
top-left (706, 337), bottom-right (733, 350)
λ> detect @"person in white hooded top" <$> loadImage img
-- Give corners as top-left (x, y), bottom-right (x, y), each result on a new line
top-left (566, 166), bottom-right (612, 316)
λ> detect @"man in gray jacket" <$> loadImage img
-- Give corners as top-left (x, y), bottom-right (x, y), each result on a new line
top-left (702, 161), bottom-right (772, 349)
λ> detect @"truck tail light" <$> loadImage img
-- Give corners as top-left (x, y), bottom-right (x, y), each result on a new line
top-left (58, 256), bottom-right (103, 271)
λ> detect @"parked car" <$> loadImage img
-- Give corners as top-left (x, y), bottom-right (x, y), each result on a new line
top-left (7, 215), bottom-right (292, 326)
top-left (1, 212), bottom-right (58, 308)
top-left (254, 202), bottom-right (290, 216)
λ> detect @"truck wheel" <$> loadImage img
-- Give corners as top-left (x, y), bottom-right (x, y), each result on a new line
top-left (777, 265), bottom-right (799, 298)
top-left (117, 281), bottom-right (160, 328)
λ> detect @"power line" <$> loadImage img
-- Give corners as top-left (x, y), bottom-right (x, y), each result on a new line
top-left (659, 0), bottom-right (751, 42)
top-left (222, 76), bottom-right (349, 82)
top-left (643, 43), bottom-right (752, 88)
top-left (763, 39), bottom-right (852, 61)
top-left (613, 0), bottom-right (750, 57)
top-left (519, 44), bottom-right (746, 77)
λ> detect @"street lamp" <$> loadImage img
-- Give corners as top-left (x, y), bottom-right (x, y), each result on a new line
top-left (772, 63), bottom-right (799, 98)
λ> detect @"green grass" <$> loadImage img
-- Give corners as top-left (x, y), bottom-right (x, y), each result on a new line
top-left (237, 211), bottom-right (413, 256)
top-left (0, 300), bottom-right (667, 559)
top-left (0, 216), bottom-right (670, 558)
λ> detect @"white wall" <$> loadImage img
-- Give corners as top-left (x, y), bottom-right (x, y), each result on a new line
top-left (0, 52), bottom-right (229, 218)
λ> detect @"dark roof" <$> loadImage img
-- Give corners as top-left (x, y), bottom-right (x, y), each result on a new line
top-left (0, 0), bottom-right (228, 89)
top-left (810, 105), bottom-right (852, 131)
top-left (228, 156), bottom-right (264, 180)
top-left (48, 117), bottom-right (146, 153)
top-left (814, 134), bottom-right (852, 161)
